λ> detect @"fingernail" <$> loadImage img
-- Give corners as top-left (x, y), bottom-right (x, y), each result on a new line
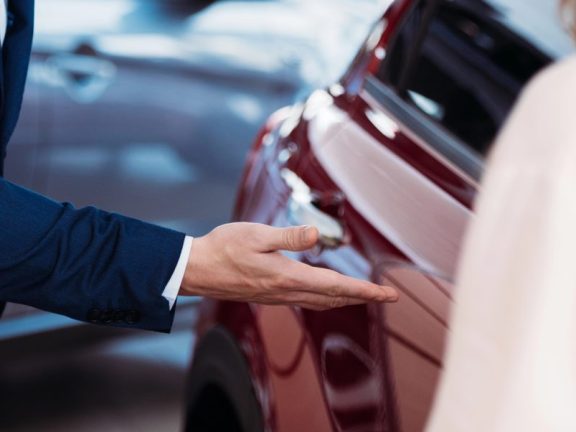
top-left (386, 288), bottom-right (399, 302)
top-left (300, 225), bottom-right (315, 243)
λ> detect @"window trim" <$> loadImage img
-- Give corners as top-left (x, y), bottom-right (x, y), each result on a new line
top-left (364, 75), bottom-right (484, 181)
top-left (378, 0), bottom-right (439, 92)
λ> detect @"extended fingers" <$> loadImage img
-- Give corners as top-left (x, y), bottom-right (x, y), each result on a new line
top-left (287, 292), bottom-right (368, 311)
top-left (282, 260), bottom-right (399, 304)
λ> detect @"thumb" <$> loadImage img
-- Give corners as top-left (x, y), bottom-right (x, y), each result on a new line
top-left (265, 225), bottom-right (319, 252)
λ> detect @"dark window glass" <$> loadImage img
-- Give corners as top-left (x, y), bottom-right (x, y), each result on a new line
top-left (376, 0), bottom-right (572, 157)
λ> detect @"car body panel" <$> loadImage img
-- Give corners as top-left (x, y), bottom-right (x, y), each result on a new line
top-left (194, 3), bottom-right (469, 428)
top-left (194, 0), bottom-right (573, 428)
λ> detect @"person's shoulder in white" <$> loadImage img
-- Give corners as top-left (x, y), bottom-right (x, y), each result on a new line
top-left (491, 54), bottom-right (576, 170)
top-left (425, 55), bottom-right (576, 432)
top-left (528, 53), bottom-right (576, 94)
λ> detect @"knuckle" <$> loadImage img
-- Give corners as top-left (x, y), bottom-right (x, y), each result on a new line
top-left (286, 272), bottom-right (301, 289)
top-left (327, 296), bottom-right (342, 309)
top-left (325, 273), bottom-right (342, 296)
top-left (282, 229), bottom-right (296, 250)
top-left (271, 271), bottom-right (290, 290)
top-left (275, 269), bottom-right (298, 290)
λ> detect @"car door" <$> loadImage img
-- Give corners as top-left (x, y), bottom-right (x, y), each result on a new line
top-left (32, 0), bottom-right (306, 235)
top-left (31, 0), bottom-right (385, 238)
top-left (32, 0), bottom-right (218, 234)
top-left (266, 0), bottom-right (571, 430)
top-left (265, 2), bottom-right (478, 429)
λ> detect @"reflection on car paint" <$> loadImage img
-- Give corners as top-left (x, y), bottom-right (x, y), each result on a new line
top-left (309, 98), bottom-right (469, 278)
top-left (321, 334), bottom-right (385, 430)
top-left (257, 305), bottom-right (334, 432)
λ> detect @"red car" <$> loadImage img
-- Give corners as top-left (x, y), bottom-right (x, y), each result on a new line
top-left (185, 1), bottom-right (573, 431)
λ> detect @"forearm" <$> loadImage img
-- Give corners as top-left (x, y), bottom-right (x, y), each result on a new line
top-left (0, 178), bottom-right (185, 332)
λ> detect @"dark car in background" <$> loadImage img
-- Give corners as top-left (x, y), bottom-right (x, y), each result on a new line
top-left (1, 0), bottom-right (383, 331)
top-left (186, 0), bottom-right (574, 431)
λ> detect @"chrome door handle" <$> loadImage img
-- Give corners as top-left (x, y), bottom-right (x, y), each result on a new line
top-left (47, 53), bottom-right (117, 103)
top-left (281, 168), bottom-right (344, 249)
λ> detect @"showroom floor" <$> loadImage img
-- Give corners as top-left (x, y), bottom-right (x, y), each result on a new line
top-left (0, 306), bottom-right (197, 432)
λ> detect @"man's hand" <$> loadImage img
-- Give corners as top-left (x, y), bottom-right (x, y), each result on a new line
top-left (180, 223), bottom-right (398, 311)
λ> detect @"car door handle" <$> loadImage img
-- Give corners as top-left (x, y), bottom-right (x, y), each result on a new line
top-left (47, 53), bottom-right (117, 103)
top-left (281, 168), bottom-right (344, 249)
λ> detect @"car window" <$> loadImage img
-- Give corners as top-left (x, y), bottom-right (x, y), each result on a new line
top-left (375, 0), bottom-right (573, 157)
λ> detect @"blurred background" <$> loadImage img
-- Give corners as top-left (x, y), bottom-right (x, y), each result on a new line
top-left (0, 0), bottom-right (387, 430)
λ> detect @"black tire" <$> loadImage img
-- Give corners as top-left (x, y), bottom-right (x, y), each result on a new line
top-left (184, 326), bottom-right (264, 432)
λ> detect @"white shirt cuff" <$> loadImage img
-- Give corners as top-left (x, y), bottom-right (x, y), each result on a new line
top-left (162, 235), bottom-right (193, 310)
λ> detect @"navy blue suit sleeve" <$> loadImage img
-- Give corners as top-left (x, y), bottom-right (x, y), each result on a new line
top-left (0, 177), bottom-right (186, 332)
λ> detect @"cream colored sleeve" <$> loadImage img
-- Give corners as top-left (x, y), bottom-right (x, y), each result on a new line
top-left (425, 55), bottom-right (576, 432)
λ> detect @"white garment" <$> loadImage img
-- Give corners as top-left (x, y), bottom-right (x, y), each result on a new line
top-left (425, 55), bottom-right (576, 432)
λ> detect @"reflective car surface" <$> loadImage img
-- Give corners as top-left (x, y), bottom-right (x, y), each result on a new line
top-left (1, 0), bottom-right (382, 331)
top-left (187, 0), bottom-right (573, 431)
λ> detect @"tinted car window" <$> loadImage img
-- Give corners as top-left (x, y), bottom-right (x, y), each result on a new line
top-left (377, 0), bottom-right (573, 157)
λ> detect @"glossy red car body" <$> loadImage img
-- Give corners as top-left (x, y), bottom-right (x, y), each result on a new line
top-left (187, 1), bottom-right (572, 431)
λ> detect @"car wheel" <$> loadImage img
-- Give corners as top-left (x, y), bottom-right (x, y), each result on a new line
top-left (184, 326), bottom-right (264, 432)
